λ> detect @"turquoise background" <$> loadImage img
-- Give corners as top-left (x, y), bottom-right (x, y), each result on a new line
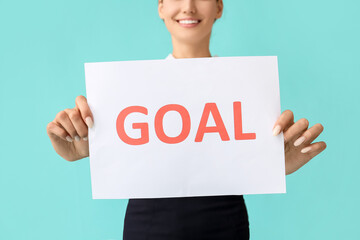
top-left (0, 0), bottom-right (359, 239)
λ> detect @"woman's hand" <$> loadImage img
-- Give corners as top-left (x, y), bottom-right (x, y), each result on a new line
top-left (46, 95), bottom-right (94, 162)
top-left (272, 110), bottom-right (327, 175)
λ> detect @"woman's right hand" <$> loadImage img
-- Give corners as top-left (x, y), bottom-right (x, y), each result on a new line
top-left (46, 95), bottom-right (94, 162)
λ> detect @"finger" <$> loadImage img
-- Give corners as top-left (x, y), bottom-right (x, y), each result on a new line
top-left (299, 141), bottom-right (327, 158)
top-left (286, 141), bottom-right (327, 175)
top-left (47, 121), bottom-right (73, 142)
top-left (273, 109), bottom-right (294, 136)
top-left (64, 108), bottom-right (88, 141)
top-left (54, 109), bottom-right (78, 140)
top-left (75, 95), bottom-right (94, 128)
top-left (293, 123), bottom-right (324, 147)
top-left (283, 118), bottom-right (309, 144)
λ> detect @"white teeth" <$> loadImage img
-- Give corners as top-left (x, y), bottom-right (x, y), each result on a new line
top-left (178, 20), bottom-right (199, 24)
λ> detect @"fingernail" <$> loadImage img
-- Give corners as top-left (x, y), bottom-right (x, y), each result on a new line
top-left (75, 135), bottom-right (80, 142)
top-left (83, 137), bottom-right (88, 141)
top-left (272, 125), bottom-right (281, 136)
top-left (294, 136), bottom-right (306, 147)
top-left (66, 136), bottom-right (73, 142)
top-left (85, 116), bottom-right (93, 128)
top-left (301, 146), bottom-right (311, 153)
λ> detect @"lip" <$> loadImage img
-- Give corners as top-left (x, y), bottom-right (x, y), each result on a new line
top-left (176, 18), bottom-right (201, 21)
top-left (176, 18), bottom-right (202, 28)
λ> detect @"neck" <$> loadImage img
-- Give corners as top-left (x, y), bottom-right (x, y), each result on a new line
top-left (171, 34), bottom-right (212, 59)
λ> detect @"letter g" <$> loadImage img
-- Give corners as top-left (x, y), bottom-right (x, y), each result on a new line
top-left (116, 106), bottom-right (149, 145)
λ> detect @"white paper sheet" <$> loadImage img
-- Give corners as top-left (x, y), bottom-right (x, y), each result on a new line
top-left (84, 56), bottom-right (286, 199)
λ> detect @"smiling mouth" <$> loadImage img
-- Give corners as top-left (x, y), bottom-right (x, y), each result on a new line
top-left (176, 19), bottom-right (202, 27)
top-left (176, 19), bottom-right (201, 23)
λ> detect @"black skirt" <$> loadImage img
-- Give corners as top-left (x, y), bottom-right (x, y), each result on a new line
top-left (123, 195), bottom-right (249, 240)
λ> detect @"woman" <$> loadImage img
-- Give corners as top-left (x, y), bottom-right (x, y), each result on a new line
top-left (46, 0), bottom-right (327, 239)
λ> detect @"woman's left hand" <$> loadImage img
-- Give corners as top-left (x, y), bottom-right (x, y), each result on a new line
top-left (272, 110), bottom-right (327, 175)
